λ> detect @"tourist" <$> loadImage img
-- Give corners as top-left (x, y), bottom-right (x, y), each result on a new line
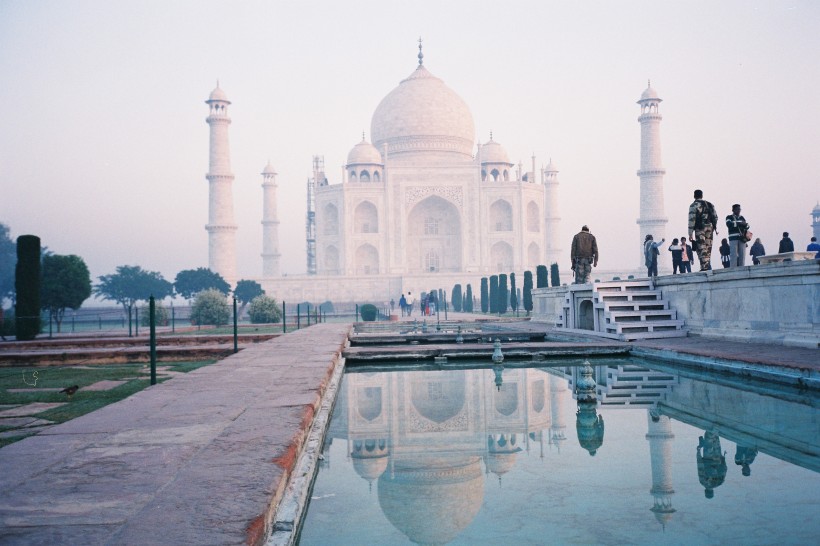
top-left (750, 238), bottom-right (766, 265)
top-left (668, 238), bottom-right (683, 274)
top-left (680, 235), bottom-right (693, 273)
top-left (697, 431), bottom-right (728, 499)
top-left (778, 232), bottom-right (794, 253)
top-left (570, 225), bottom-right (598, 284)
top-left (399, 293), bottom-right (407, 316)
top-left (725, 203), bottom-right (749, 267)
top-left (644, 234), bottom-right (665, 277)
top-left (390, 298), bottom-right (395, 312)
top-left (405, 292), bottom-right (414, 316)
top-left (719, 239), bottom-right (731, 268)
top-left (734, 445), bottom-right (758, 477)
top-left (688, 189), bottom-right (719, 271)
top-left (807, 236), bottom-right (820, 259)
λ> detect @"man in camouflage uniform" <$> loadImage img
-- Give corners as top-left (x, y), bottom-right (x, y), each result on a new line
top-left (570, 225), bottom-right (598, 284)
top-left (688, 189), bottom-right (718, 271)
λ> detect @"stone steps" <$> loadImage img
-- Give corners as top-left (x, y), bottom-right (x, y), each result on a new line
top-left (593, 280), bottom-right (687, 341)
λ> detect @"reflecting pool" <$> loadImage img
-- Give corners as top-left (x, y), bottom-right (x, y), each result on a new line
top-left (299, 359), bottom-right (820, 545)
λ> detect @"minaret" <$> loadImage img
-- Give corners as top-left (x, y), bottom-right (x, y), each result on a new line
top-left (637, 82), bottom-right (668, 271)
top-left (261, 161), bottom-right (281, 277)
top-left (543, 159), bottom-right (561, 268)
top-left (812, 203), bottom-right (820, 240)
top-left (205, 83), bottom-right (238, 286)
top-left (548, 374), bottom-right (568, 451)
top-left (646, 410), bottom-right (676, 528)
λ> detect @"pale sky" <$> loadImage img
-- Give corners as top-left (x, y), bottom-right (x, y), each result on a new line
top-left (1, 0), bottom-right (818, 287)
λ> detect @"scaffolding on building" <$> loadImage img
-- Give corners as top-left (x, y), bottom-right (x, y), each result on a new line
top-left (306, 156), bottom-right (324, 275)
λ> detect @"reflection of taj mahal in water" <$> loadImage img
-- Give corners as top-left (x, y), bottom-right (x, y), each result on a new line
top-left (320, 363), bottom-right (817, 544)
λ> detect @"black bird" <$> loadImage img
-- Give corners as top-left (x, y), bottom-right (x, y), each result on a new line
top-left (60, 385), bottom-right (80, 397)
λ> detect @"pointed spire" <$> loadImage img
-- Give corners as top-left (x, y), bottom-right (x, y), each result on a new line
top-left (489, 130), bottom-right (493, 141)
top-left (648, 79), bottom-right (651, 88)
top-left (362, 131), bottom-right (366, 142)
top-left (417, 36), bottom-right (424, 66)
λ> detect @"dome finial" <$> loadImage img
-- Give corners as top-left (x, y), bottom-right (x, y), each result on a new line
top-left (362, 131), bottom-right (366, 142)
top-left (648, 79), bottom-right (651, 88)
top-left (489, 130), bottom-right (493, 141)
top-left (418, 36), bottom-right (424, 66)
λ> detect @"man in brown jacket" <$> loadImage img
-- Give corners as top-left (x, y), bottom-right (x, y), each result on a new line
top-left (571, 225), bottom-right (598, 284)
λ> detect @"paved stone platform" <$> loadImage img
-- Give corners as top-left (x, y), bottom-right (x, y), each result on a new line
top-left (0, 323), bottom-right (350, 546)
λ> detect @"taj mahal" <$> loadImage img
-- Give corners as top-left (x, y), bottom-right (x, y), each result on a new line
top-left (204, 44), bottom-right (669, 303)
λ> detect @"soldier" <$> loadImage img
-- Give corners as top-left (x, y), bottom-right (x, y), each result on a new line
top-left (688, 189), bottom-right (719, 271)
top-left (570, 225), bottom-right (598, 284)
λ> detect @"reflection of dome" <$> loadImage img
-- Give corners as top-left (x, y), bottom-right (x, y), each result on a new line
top-left (379, 457), bottom-right (484, 545)
top-left (481, 139), bottom-right (511, 165)
top-left (352, 455), bottom-right (389, 482)
top-left (347, 138), bottom-right (383, 166)
top-left (486, 452), bottom-right (517, 477)
top-left (208, 85), bottom-right (229, 102)
top-left (371, 65), bottom-right (475, 159)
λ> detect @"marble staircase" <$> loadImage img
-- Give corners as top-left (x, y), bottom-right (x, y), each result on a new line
top-left (593, 279), bottom-right (686, 341)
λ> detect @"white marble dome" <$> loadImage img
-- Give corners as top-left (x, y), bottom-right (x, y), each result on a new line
top-left (371, 65), bottom-right (475, 158)
top-left (347, 138), bottom-right (383, 166)
top-left (640, 85), bottom-right (660, 101)
top-left (481, 138), bottom-right (511, 165)
top-left (208, 85), bottom-right (229, 103)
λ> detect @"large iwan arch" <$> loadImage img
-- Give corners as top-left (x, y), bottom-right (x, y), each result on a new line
top-left (490, 199), bottom-right (513, 232)
top-left (355, 243), bottom-right (379, 274)
top-left (406, 196), bottom-right (462, 273)
top-left (527, 201), bottom-right (540, 232)
top-left (354, 201), bottom-right (379, 233)
top-left (323, 203), bottom-right (339, 235)
top-left (490, 241), bottom-right (513, 272)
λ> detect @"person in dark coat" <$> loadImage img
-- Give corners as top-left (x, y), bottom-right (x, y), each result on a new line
top-left (680, 235), bottom-right (693, 273)
top-left (719, 239), bottom-right (731, 268)
top-left (749, 238), bottom-right (766, 265)
top-left (668, 238), bottom-right (683, 274)
top-left (778, 232), bottom-right (794, 253)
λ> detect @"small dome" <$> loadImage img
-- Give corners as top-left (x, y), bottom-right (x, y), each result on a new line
top-left (261, 161), bottom-right (277, 175)
top-left (639, 85), bottom-right (661, 102)
top-left (352, 454), bottom-right (389, 482)
top-left (813, 202), bottom-right (820, 213)
top-left (208, 85), bottom-right (229, 103)
top-left (481, 139), bottom-right (511, 165)
top-left (347, 138), bottom-right (383, 166)
top-left (545, 158), bottom-right (558, 172)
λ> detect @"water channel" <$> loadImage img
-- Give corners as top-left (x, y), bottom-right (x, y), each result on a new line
top-left (299, 358), bottom-right (819, 545)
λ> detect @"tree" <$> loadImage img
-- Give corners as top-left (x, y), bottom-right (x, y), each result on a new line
top-left (95, 265), bottom-right (173, 335)
top-left (0, 223), bottom-right (15, 306)
top-left (536, 265), bottom-right (549, 288)
top-left (465, 284), bottom-right (473, 312)
top-left (550, 263), bottom-right (561, 287)
top-left (248, 294), bottom-right (282, 324)
top-left (174, 268), bottom-right (230, 300)
top-left (359, 303), bottom-right (378, 321)
top-left (452, 284), bottom-right (462, 312)
top-left (140, 301), bottom-right (169, 326)
top-left (480, 278), bottom-right (489, 313)
top-left (523, 270), bottom-right (534, 315)
top-left (489, 275), bottom-right (499, 314)
top-left (498, 274), bottom-right (508, 314)
top-left (234, 279), bottom-right (264, 304)
top-left (190, 289), bottom-right (230, 326)
top-left (509, 272), bottom-right (518, 313)
top-left (41, 254), bottom-right (91, 333)
top-left (15, 235), bottom-right (41, 340)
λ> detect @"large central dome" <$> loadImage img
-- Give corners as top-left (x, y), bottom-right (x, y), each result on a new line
top-left (371, 65), bottom-right (475, 158)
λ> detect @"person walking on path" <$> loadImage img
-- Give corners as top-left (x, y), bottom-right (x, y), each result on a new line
top-left (570, 225), bottom-right (598, 284)
top-left (688, 189), bottom-right (719, 271)
top-left (680, 236), bottom-right (693, 273)
top-left (668, 238), bottom-right (683, 274)
top-left (725, 204), bottom-right (750, 267)
top-left (807, 236), bottom-right (820, 259)
top-left (778, 232), bottom-right (794, 253)
top-left (749, 238), bottom-right (766, 265)
top-left (719, 238), bottom-right (731, 268)
top-left (399, 294), bottom-right (407, 317)
top-left (405, 292), bottom-right (415, 316)
top-left (644, 234), bottom-right (665, 277)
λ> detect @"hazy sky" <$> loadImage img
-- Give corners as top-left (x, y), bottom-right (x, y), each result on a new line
top-left (1, 0), bottom-right (818, 286)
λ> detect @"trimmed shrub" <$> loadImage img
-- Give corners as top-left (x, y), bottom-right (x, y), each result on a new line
top-left (248, 295), bottom-right (282, 323)
top-left (480, 278), bottom-right (489, 313)
top-left (464, 284), bottom-right (473, 312)
top-left (452, 284), bottom-right (462, 312)
top-left (15, 235), bottom-right (40, 340)
top-left (509, 273), bottom-right (518, 312)
top-left (360, 303), bottom-right (378, 321)
top-left (140, 301), bottom-right (169, 326)
top-left (319, 301), bottom-right (334, 313)
top-left (550, 263), bottom-right (561, 287)
top-left (498, 274), bottom-right (508, 314)
top-left (523, 271), bottom-right (534, 315)
top-left (190, 289), bottom-right (230, 326)
top-left (536, 264), bottom-right (548, 288)
top-left (489, 275), bottom-right (499, 314)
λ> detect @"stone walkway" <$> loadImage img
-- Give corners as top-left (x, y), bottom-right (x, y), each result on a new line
top-left (0, 323), bottom-right (350, 545)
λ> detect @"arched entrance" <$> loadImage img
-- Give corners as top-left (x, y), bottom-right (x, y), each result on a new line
top-left (406, 196), bottom-right (462, 273)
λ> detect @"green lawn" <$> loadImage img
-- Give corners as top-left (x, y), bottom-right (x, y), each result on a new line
top-left (0, 359), bottom-right (217, 448)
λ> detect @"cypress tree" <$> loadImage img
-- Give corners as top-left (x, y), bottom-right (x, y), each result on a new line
top-left (480, 278), bottom-right (489, 313)
top-left (489, 275), bottom-right (498, 313)
top-left (15, 235), bottom-right (41, 340)
top-left (498, 274), bottom-right (508, 314)
top-left (465, 284), bottom-right (473, 312)
top-left (550, 263), bottom-right (561, 287)
top-left (523, 270), bottom-right (534, 315)
top-left (536, 264), bottom-right (548, 288)
top-left (452, 284), bottom-right (462, 312)
top-left (509, 272), bottom-right (517, 313)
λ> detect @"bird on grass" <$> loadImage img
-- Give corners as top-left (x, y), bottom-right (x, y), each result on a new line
top-left (60, 385), bottom-right (80, 397)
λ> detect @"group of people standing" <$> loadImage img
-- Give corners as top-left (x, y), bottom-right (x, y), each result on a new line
top-left (398, 292), bottom-right (415, 316)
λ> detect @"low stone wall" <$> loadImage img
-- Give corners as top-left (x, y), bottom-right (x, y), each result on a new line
top-left (532, 261), bottom-right (820, 348)
top-left (654, 260), bottom-right (819, 348)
